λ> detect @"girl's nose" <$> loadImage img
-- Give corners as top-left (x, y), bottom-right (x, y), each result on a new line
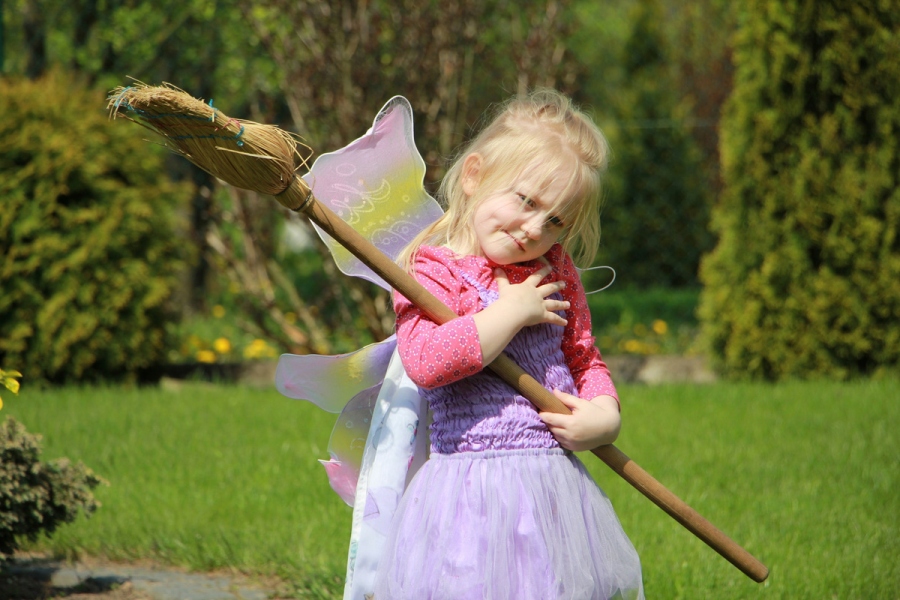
top-left (522, 215), bottom-right (545, 239)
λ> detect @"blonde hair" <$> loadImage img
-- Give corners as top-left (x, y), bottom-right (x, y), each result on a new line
top-left (398, 89), bottom-right (610, 270)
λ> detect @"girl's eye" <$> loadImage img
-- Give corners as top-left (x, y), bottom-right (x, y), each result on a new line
top-left (547, 215), bottom-right (565, 228)
top-left (518, 194), bottom-right (535, 208)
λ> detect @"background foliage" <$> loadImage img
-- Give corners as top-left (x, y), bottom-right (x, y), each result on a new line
top-left (1, 1), bottom-right (897, 380)
top-left (699, 0), bottom-right (900, 379)
top-left (0, 71), bottom-right (193, 383)
top-left (1, 0), bottom-right (603, 362)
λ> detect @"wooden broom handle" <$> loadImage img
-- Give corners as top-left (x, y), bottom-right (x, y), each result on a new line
top-left (277, 178), bottom-right (769, 583)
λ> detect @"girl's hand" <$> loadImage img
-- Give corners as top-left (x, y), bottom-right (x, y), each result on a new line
top-left (539, 392), bottom-right (621, 452)
top-left (493, 262), bottom-right (569, 328)
top-left (472, 261), bottom-right (569, 365)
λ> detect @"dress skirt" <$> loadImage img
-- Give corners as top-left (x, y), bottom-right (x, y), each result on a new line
top-left (373, 448), bottom-right (644, 600)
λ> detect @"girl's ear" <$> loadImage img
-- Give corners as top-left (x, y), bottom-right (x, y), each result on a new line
top-left (461, 153), bottom-right (483, 197)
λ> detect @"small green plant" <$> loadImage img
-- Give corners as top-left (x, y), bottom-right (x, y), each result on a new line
top-left (587, 287), bottom-right (702, 356)
top-left (0, 369), bottom-right (22, 411)
top-left (0, 417), bottom-right (105, 558)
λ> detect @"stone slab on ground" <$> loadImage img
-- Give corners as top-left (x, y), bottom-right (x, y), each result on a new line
top-left (2, 557), bottom-right (278, 600)
top-left (605, 355), bottom-right (717, 384)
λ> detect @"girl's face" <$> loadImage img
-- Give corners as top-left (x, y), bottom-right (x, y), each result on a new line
top-left (469, 168), bottom-right (569, 265)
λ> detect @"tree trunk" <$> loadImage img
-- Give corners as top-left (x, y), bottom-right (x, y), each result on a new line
top-left (23, 0), bottom-right (46, 79)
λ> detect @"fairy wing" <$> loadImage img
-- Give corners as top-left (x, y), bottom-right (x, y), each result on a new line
top-left (275, 336), bottom-right (396, 413)
top-left (276, 96), bottom-right (439, 416)
top-left (276, 335), bottom-right (399, 506)
top-left (276, 96), bottom-right (439, 508)
top-left (301, 96), bottom-right (444, 290)
top-left (318, 383), bottom-right (383, 505)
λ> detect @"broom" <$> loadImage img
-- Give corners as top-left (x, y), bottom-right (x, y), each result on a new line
top-left (108, 83), bottom-right (768, 583)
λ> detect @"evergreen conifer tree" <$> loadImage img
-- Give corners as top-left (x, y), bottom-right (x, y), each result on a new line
top-left (597, 0), bottom-right (712, 289)
top-left (699, 1), bottom-right (900, 379)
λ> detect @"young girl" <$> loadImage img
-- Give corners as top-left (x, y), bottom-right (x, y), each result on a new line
top-left (374, 90), bottom-right (644, 599)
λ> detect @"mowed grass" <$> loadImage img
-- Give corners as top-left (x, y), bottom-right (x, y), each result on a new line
top-left (581, 379), bottom-right (899, 599)
top-left (5, 378), bottom-right (898, 599)
top-left (5, 383), bottom-right (350, 598)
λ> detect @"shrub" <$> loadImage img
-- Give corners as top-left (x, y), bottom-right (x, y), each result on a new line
top-left (0, 417), bottom-right (105, 558)
top-left (699, 2), bottom-right (900, 379)
top-left (0, 72), bottom-right (194, 383)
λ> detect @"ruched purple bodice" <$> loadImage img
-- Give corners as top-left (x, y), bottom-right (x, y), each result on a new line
top-left (423, 272), bottom-right (577, 454)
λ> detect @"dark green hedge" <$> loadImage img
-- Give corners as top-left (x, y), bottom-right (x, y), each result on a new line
top-left (597, 0), bottom-right (713, 288)
top-left (0, 72), bottom-right (194, 384)
top-left (698, 2), bottom-right (900, 379)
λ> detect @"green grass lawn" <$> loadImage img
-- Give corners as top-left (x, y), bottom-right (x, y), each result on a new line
top-left (4, 378), bottom-right (898, 599)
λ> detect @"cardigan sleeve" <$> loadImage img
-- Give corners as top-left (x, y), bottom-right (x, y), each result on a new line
top-left (553, 249), bottom-right (620, 406)
top-left (393, 248), bottom-right (484, 389)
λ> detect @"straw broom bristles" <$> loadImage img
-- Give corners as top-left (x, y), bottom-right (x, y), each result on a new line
top-left (107, 82), bottom-right (310, 199)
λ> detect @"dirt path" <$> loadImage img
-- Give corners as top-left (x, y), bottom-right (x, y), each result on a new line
top-left (0, 555), bottom-right (282, 600)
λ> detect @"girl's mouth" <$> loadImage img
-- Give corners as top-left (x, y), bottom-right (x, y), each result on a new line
top-left (505, 232), bottom-right (525, 251)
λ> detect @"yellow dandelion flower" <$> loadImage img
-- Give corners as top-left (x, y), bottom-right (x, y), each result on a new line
top-left (212, 305), bottom-right (226, 318)
top-left (624, 339), bottom-right (643, 354)
top-left (652, 319), bottom-right (668, 335)
top-left (197, 350), bottom-right (217, 363)
top-left (213, 338), bottom-right (231, 354)
top-left (247, 339), bottom-right (277, 359)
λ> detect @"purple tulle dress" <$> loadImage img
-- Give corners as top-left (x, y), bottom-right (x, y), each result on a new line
top-left (374, 273), bottom-right (644, 600)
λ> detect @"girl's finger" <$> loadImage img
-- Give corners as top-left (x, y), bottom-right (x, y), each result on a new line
top-left (545, 299), bottom-right (571, 312)
top-left (527, 264), bottom-right (554, 284)
top-left (552, 388), bottom-right (581, 408)
top-left (537, 280), bottom-right (566, 297)
top-left (545, 312), bottom-right (568, 326)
